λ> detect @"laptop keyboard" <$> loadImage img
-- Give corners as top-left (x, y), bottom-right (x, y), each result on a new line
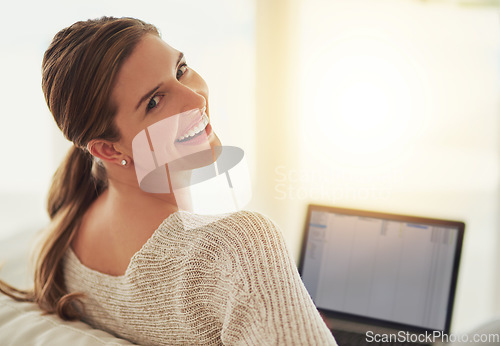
top-left (331, 329), bottom-right (431, 346)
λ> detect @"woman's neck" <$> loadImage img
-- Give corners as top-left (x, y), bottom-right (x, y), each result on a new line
top-left (106, 179), bottom-right (182, 218)
top-left (103, 160), bottom-right (194, 217)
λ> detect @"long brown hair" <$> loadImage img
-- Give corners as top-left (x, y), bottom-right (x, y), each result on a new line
top-left (0, 17), bottom-right (159, 320)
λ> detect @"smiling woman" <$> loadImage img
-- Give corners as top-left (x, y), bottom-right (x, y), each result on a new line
top-left (73, 28), bottom-right (223, 277)
top-left (0, 16), bottom-right (337, 345)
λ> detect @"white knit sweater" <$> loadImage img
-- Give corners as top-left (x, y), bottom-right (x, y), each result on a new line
top-left (63, 210), bottom-right (337, 345)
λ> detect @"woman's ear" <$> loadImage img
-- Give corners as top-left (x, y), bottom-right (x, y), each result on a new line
top-left (87, 139), bottom-right (129, 166)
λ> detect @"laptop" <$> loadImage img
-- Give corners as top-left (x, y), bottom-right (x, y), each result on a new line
top-left (298, 204), bottom-right (465, 345)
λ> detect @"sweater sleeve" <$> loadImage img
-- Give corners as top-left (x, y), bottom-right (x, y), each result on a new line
top-left (218, 211), bottom-right (337, 346)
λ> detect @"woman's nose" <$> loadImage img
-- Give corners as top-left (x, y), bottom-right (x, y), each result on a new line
top-left (177, 78), bottom-right (208, 113)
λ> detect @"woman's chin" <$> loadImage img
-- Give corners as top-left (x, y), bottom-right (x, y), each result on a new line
top-left (209, 132), bottom-right (222, 152)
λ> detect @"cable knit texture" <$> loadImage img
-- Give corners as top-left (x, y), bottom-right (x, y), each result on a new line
top-left (63, 210), bottom-right (337, 345)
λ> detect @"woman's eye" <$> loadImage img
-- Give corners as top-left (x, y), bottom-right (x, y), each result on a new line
top-left (146, 94), bottom-right (161, 111)
top-left (176, 64), bottom-right (188, 80)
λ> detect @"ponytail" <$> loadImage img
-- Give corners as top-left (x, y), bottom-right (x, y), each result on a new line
top-left (0, 145), bottom-right (105, 320)
top-left (47, 145), bottom-right (101, 219)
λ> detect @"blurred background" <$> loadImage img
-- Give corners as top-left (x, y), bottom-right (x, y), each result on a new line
top-left (0, 0), bottom-right (498, 335)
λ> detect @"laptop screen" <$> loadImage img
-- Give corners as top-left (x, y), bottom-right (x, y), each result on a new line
top-left (298, 204), bottom-right (465, 334)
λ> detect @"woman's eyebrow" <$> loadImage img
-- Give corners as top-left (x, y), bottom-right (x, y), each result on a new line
top-left (136, 84), bottom-right (161, 111)
top-left (134, 52), bottom-right (184, 111)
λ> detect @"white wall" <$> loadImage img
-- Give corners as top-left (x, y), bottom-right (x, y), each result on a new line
top-left (0, 0), bottom-right (256, 239)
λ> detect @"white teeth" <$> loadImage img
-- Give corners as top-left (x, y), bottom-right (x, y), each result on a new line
top-left (177, 112), bottom-right (210, 142)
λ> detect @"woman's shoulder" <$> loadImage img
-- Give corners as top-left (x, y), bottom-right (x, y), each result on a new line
top-left (195, 210), bottom-right (285, 258)
top-left (66, 210), bottom-right (281, 279)
top-left (168, 210), bottom-right (280, 241)
top-left (146, 210), bottom-right (283, 259)
top-left (170, 209), bottom-right (275, 226)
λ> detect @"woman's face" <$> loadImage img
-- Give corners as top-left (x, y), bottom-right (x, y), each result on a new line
top-left (112, 34), bottom-right (221, 166)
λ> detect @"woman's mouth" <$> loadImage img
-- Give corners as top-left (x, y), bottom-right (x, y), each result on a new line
top-left (176, 112), bottom-right (209, 143)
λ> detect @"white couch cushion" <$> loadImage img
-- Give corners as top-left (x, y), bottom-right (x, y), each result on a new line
top-left (0, 227), bottom-right (134, 345)
top-left (0, 294), bottom-right (134, 345)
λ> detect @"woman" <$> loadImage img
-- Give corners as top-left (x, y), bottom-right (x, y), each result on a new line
top-left (0, 17), bottom-right (336, 345)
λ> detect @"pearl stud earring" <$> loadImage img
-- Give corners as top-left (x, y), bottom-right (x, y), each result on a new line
top-left (121, 159), bottom-right (127, 166)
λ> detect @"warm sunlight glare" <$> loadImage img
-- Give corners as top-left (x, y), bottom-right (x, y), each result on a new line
top-left (310, 33), bottom-right (428, 165)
